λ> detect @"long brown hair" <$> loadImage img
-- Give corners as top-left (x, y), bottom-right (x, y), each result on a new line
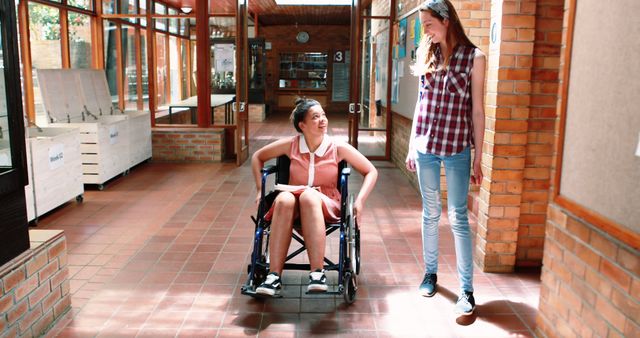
top-left (411, 0), bottom-right (476, 76)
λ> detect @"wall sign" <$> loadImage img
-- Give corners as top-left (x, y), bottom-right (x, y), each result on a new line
top-left (109, 126), bottom-right (119, 145)
top-left (48, 143), bottom-right (64, 170)
top-left (334, 50), bottom-right (345, 63)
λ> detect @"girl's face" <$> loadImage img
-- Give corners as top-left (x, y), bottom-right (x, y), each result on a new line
top-left (420, 10), bottom-right (449, 44)
top-left (299, 105), bottom-right (328, 136)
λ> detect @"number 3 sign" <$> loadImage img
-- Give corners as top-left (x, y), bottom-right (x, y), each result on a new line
top-left (334, 50), bottom-right (344, 63)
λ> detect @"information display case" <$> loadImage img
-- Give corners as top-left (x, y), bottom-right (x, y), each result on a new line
top-left (278, 52), bottom-right (328, 90)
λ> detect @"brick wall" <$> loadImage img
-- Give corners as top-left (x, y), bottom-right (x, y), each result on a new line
top-left (0, 231), bottom-right (70, 337)
top-left (152, 128), bottom-right (226, 162)
top-left (517, 0), bottom-right (563, 267)
top-left (537, 204), bottom-right (640, 337)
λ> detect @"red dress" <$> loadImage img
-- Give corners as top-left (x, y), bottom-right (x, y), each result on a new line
top-left (265, 134), bottom-right (341, 223)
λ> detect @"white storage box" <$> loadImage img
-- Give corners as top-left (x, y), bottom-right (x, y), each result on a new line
top-left (26, 126), bottom-right (84, 221)
top-left (36, 69), bottom-right (132, 189)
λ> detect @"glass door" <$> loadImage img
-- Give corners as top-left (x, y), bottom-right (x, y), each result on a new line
top-left (235, 0), bottom-right (249, 165)
top-left (0, 0), bottom-right (30, 266)
top-left (349, 0), bottom-right (392, 160)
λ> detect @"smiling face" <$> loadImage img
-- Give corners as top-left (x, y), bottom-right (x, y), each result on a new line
top-left (420, 10), bottom-right (449, 44)
top-left (298, 105), bottom-right (328, 137)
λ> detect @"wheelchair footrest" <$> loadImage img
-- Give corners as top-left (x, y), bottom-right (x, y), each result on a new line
top-left (240, 285), bottom-right (284, 298)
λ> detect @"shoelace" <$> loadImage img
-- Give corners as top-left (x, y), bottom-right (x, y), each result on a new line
top-left (422, 274), bottom-right (436, 284)
top-left (310, 271), bottom-right (325, 281)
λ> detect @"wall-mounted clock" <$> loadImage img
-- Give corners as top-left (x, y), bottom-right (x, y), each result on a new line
top-left (296, 31), bottom-right (310, 44)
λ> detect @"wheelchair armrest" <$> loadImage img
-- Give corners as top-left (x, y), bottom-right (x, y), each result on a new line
top-left (262, 165), bottom-right (278, 175)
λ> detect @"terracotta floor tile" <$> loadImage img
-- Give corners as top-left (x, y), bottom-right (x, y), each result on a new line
top-left (41, 114), bottom-right (540, 337)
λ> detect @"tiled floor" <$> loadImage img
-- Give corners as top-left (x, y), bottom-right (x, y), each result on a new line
top-left (40, 113), bottom-right (541, 337)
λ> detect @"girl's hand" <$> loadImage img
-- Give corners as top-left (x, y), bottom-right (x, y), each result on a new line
top-left (405, 153), bottom-right (417, 172)
top-left (471, 157), bottom-right (483, 185)
top-left (354, 198), bottom-right (364, 221)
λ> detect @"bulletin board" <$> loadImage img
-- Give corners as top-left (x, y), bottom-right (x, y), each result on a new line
top-left (390, 11), bottom-right (420, 119)
top-left (556, 0), bottom-right (640, 234)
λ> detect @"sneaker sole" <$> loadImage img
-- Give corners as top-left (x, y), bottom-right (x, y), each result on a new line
top-left (419, 285), bottom-right (437, 297)
top-left (307, 284), bottom-right (328, 292)
top-left (456, 307), bottom-right (475, 316)
top-left (256, 287), bottom-right (279, 296)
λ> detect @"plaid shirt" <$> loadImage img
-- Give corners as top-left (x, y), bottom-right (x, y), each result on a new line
top-left (415, 45), bottom-right (476, 156)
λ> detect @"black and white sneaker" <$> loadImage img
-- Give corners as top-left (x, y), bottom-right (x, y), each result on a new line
top-left (307, 269), bottom-right (328, 292)
top-left (455, 291), bottom-right (476, 316)
top-left (256, 272), bottom-right (282, 296)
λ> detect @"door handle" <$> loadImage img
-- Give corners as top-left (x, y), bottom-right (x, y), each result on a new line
top-left (349, 103), bottom-right (355, 113)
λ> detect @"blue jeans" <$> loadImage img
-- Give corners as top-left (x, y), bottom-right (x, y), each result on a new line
top-left (415, 147), bottom-right (473, 293)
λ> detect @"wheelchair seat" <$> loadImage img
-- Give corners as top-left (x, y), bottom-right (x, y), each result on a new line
top-left (241, 155), bottom-right (361, 303)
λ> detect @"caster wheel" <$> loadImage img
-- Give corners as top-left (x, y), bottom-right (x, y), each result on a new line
top-left (76, 194), bottom-right (84, 203)
top-left (343, 271), bottom-right (357, 304)
top-left (98, 184), bottom-right (105, 191)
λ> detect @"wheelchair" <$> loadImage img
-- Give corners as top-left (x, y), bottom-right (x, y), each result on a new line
top-left (241, 155), bottom-right (361, 303)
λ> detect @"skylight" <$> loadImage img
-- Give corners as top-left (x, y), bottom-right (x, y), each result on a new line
top-left (275, 0), bottom-right (352, 5)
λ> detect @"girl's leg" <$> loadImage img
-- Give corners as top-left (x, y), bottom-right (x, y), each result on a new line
top-left (268, 192), bottom-right (297, 274)
top-left (442, 147), bottom-right (473, 293)
top-left (415, 151), bottom-right (443, 274)
top-left (298, 189), bottom-right (326, 271)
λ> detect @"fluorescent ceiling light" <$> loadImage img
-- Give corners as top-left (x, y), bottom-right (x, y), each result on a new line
top-left (275, 0), bottom-right (351, 5)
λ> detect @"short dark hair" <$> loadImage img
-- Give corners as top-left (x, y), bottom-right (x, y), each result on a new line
top-left (290, 98), bottom-right (321, 133)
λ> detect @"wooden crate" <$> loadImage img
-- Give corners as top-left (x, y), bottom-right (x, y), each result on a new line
top-left (36, 69), bottom-right (132, 188)
top-left (26, 127), bottom-right (83, 219)
top-left (124, 110), bottom-right (152, 167)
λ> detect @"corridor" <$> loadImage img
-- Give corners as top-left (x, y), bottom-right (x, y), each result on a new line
top-left (41, 114), bottom-right (540, 337)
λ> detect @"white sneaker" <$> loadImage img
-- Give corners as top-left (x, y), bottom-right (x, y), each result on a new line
top-left (307, 269), bottom-right (328, 292)
top-left (256, 272), bottom-right (281, 296)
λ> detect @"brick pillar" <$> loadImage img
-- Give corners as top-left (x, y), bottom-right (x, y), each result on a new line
top-left (475, 0), bottom-right (536, 272)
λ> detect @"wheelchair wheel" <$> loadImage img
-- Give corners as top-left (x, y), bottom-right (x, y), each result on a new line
top-left (343, 271), bottom-right (357, 304)
top-left (347, 195), bottom-right (358, 273)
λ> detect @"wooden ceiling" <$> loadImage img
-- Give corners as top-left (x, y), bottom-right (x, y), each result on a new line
top-left (162, 0), bottom-right (353, 26)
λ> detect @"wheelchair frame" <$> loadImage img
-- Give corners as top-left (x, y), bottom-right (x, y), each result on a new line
top-left (241, 155), bottom-right (361, 303)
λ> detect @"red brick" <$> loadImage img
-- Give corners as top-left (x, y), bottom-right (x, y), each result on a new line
top-left (0, 315), bottom-right (7, 333)
top-left (47, 239), bottom-right (67, 261)
top-left (28, 283), bottom-right (51, 309)
top-left (569, 274), bottom-right (596, 306)
top-left (585, 268), bottom-right (613, 299)
top-left (14, 275), bottom-right (38, 301)
top-left (616, 247), bottom-right (639, 274)
top-left (610, 287), bottom-right (639, 323)
top-left (0, 292), bottom-right (13, 313)
top-left (575, 241), bottom-right (600, 270)
top-left (31, 309), bottom-right (54, 337)
top-left (41, 287), bottom-right (61, 312)
top-left (625, 318), bottom-right (640, 338)
top-left (2, 267), bottom-right (26, 294)
top-left (566, 218), bottom-right (590, 243)
top-left (37, 260), bottom-right (59, 285)
top-left (589, 231), bottom-right (618, 258)
top-left (50, 269), bottom-right (68, 289)
top-left (7, 299), bottom-right (27, 324)
top-left (26, 252), bottom-right (48, 278)
top-left (17, 305), bottom-right (43, 333)
top-left (596, 296), bottom-right (626, 333)
top-left (53, 294), bottom-right (71, 318)
top-left (599, 259), bottom-right (631, 291)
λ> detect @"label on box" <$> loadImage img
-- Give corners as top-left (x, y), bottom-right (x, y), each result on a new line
top-left (109, 126), bottom-right (119, 145)
top-left (49, 143), bottom-right (64, 170)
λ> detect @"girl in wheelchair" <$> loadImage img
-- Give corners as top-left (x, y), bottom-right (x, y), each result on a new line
top-left (250, 98), bottom-right (377, 296)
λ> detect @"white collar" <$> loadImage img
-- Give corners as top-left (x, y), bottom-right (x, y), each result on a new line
top-left (299, 134), bottom-right (330, 157)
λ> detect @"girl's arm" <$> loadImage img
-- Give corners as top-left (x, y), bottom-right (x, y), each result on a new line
top-left (337, 143), bottom-right (378, 220)
top-left (251, 137), bottom-right (291, 203)
top-left (470, 49), bottom-right (487, 185)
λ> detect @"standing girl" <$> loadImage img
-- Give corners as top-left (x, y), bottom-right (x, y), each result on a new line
top-left (406, 0), bottom-right (485, 316)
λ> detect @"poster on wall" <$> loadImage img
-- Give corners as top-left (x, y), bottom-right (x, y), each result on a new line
top-left (391, 59), bottom-right (399, 104)
top-left (414, 17), bottom-right (422, 45)
top-left (214, 44), bottom-right (234, 72)
top-left (375, 31), bottom-right (388, 106)
top-left (399, 18), bottom-right (407, 58)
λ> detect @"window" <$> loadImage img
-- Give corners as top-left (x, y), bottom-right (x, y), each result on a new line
top-left (122, 25), bottom-right (138, 109)
top-left (69, 12), bottom-right (92, 68)
top-left (29, 2), bottom-right (61, 116)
